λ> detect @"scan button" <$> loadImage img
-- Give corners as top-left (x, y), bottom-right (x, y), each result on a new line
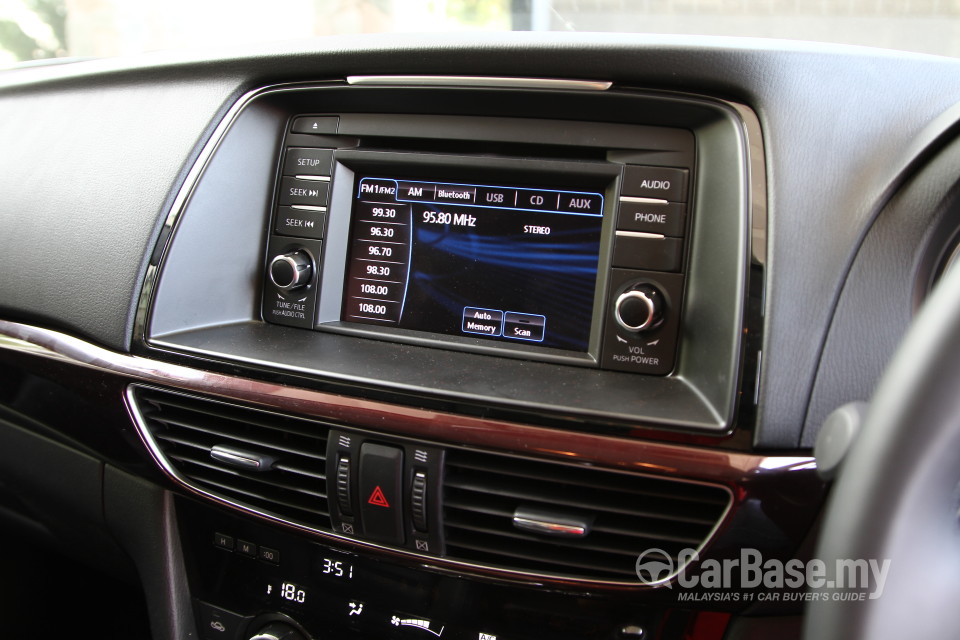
top-left (503, 312), bottom-right (546, 342)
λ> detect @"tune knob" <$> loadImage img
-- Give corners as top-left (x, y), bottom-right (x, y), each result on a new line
top-left (248, 621), bottom-right (308, 640)
top-left (269, 251), bottom-right (313, 290)
top-left (614, 284), bottom-right (664, 332)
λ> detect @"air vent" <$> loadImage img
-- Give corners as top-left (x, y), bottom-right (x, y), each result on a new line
top-left (132, 387), bottom-right (331, 530)
top-left (443, 449), bottom-right (731, 583)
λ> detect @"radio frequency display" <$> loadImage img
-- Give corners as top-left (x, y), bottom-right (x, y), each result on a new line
top-left (342, 176), bottom-right (604, 352)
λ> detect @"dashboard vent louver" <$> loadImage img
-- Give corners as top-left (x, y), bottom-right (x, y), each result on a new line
top-left (132, 387), bottom-right (331, 530)
top-left (442, 449), bottom-right (731, 583)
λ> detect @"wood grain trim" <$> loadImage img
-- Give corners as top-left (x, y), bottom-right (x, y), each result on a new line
top-left (0, 320), bottom-right (814, 486)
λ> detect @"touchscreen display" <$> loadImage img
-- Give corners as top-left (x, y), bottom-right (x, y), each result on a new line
top-left (342, 176), bottom-right (604, 352)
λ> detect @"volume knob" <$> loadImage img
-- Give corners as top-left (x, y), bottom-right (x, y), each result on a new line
top-left (614, 285), bottom-right (664, 333)
top-left (269, 251), bottom-right (313, 290)
top-left (248, 621), bottom-right (308, 640)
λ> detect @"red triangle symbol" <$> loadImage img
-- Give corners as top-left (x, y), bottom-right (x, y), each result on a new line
top-left (367, 485), bottom-right (390, 508)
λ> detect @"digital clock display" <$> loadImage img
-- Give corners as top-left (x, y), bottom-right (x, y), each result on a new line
top-left (321, 556), bottom-right (354, 579)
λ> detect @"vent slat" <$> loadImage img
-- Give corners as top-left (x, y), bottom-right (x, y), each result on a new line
top-left (135, 388), bottom-right (332, 532)
top-left (442, 449), bottom-right (730, 582)
top-left (153, 433), bottom-right (210, 451)
top-left (167, 453), bottom-right (327, 499)
top-left (188, 471), bottom-right (329, 520)
top-left (144, 394), bottom-right (330, 442)
top-left (444, 503), bottom-right (707, 546)
top-left (273, 463), bottom-right (327, 481)
top-left (156, 435), bottom-right (327, 481)
top-left (152, 415), bottom-right (326, 461)
top-left (443, 515), bottom-right (683, 557)
top-left (445, 534), bottom-right (641, 579)
top-left (448, 456), bottom-right (728, 506)
top-left (444, 475), bottom-right (717, 525)
top-left (445, 490), bottom-right (712, 535)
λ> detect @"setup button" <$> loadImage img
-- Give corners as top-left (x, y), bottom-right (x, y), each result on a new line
top-left (503, 312), bottom-right (546, 342)
top-left (462, 307), bottom-right (503, 336)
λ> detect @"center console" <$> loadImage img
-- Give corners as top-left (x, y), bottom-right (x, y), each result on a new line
top-left (129, 78), bottom-right (797, 640)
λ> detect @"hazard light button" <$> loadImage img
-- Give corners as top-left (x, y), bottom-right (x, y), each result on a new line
top-left (358, 443), bottom-right (405, 545)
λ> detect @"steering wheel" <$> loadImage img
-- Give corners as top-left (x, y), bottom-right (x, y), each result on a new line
top-left (803, 260), bottom-right (960, 638)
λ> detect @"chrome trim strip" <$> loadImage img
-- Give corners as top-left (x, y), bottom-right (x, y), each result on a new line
top-left (615, 230), bottom-right (665, 240)
top-left (615, 289), bottom-right (657, 333)
top-left (512, 517), bottom-right (586, 537)
top-left (0, 320), bottom-right (812, 485)
top-left (726, 100), bottom-right (768, 266)
top-left (294, 175), bottom-right (331, 182)
top-left (210, 445), bottom-right (268, 471)
top-left (132, 80), bottom-right (344, 345)
top-left (346, 75), bottom-right (612, 91)
top-left (619, 196), bottom-right (669, 205)
top-left (512, 508), bottom-right (590, 538)
top-left (291, 205), bottom-right (327, 212)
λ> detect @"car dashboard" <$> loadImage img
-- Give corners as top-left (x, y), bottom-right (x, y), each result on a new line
top-left (2, 33), bottom-right (960, 640)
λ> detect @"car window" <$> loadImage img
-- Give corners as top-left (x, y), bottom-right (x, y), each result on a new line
top-left (3, 0), bottom-right (960, 69)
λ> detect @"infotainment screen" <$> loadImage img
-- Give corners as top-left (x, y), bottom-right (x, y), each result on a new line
top-left (342, 176), bottom-right (605, 352)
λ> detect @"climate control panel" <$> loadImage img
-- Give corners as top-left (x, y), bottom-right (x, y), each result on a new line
top-left (181, 499), bottom-right (665, 640)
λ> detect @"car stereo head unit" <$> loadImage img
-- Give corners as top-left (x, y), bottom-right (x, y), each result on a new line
top-left (261, 115), bottom-right (694, 376)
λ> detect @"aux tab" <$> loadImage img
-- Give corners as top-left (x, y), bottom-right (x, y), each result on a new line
top-left (558, 192), bottom-right (603, 215)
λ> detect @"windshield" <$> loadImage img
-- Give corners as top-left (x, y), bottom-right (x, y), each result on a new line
top-left (2, 0), bottom-right (958, 68)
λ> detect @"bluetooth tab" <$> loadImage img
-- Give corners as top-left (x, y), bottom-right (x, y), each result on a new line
top-left (432, 184), bottom-right (476, 204)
